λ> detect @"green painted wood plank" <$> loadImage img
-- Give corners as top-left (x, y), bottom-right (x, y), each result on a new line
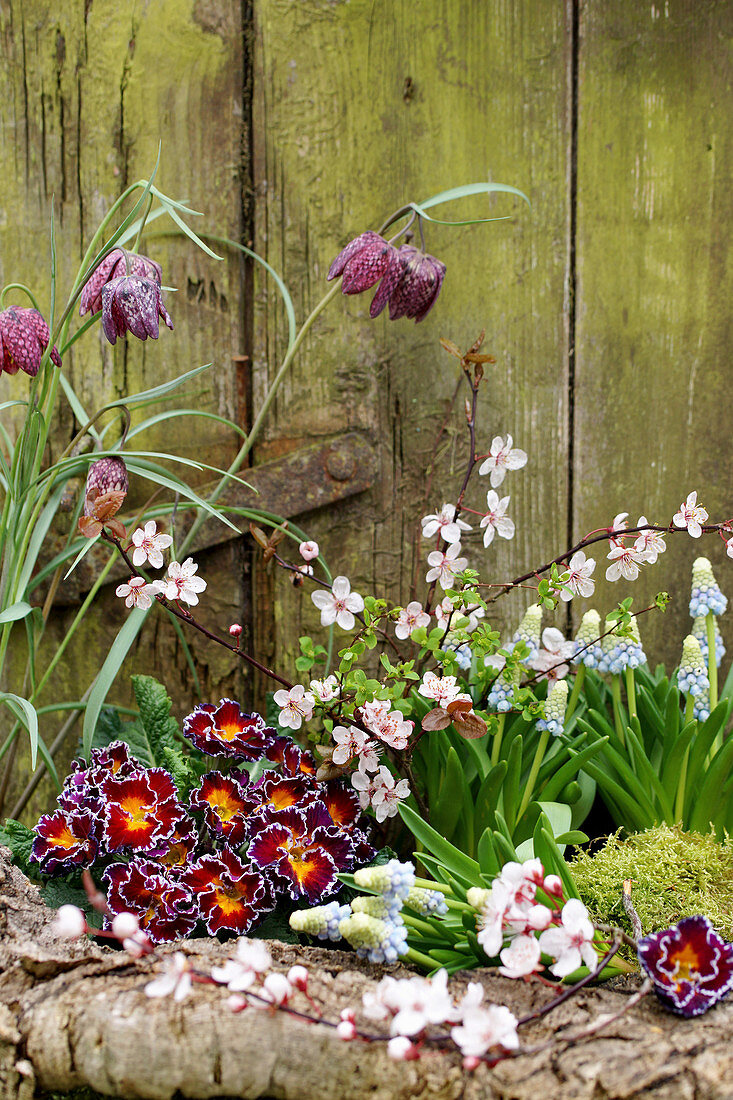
top-left (573, 0), bottom-right (733, 669)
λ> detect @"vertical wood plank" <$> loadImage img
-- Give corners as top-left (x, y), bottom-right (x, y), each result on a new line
top-left (574, 0), bottom-right (733, 667)
top-left (252, 0), bottom-right (573, 678)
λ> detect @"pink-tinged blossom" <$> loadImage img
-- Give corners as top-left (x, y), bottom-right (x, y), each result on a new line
top-left (538, 898), bottom-right (598, 978)
top-left (605, 543), bottom-right (644, 582)
top-left (299, 540), bottom-right (319, 561)
top-left (608, 512), bottom-right (629, 547)
top-left (115, 577), bottom-right (160, 610)
top-left (425, 542), bottom-right (468, 590)
top-left (309, 674), bottom-right (339, 703)
top-left (336, 1019), bottom-right (357, 1041)
top-left (673, 492), bottom-right (709, 538)
top-left (163, 558), bottom-right (207, 605)
top-left (361, 699), bottom-right (413, 750)
top-left (726, 536), bottom-right (733, 560)
top-left (211, 938), bottom-right (272, 991)
top-left (144, 952), bottom-right (193, 1002)
top-left (111, 912), bottom-right (140, 940)
top-left (260, 972), bottom-right (292, 1006)
top-left (311, 576), bottom-right (364, 630)
top-left (355, 738), bottom-right (382, 774)
top-left (350, 768), bottom-right (382, 809)
top-left (369, 766), bottom-right (410, 822)
top-left (130, 521), bottom-right (173, 569)
top-left (387, 1036), bottom-right (420, 1061)
top-left (332, 725), bottom-right (369, 766)
top-left (421, 504), bottom-right (471, 544)
top-left (479, 491), bottom-right (515, 548)
top-left (386, 970), bottom-right (454, 1036)
top-left (558, 551), bottom-right (596, 601)
top-left (418, 671), bottom-right (466, 707)
top-left (478, 435), bottom-right (528, 489)
top-left (498, 934), bottom-right (542, 978)
top-left (272, 685), bottom-right (315, 731)
top-left (394, 601), bottom-right (431, 639)
top-left (634, 516), bottom-right (667, 563)
top-left (529, 627), bottom-right (576, 682)
top-left (451, 1005), bottom-right (520, 1058)
top-left (435, 596), bottom-right (484, 634)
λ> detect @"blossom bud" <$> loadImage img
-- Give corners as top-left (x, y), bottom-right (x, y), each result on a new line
top-left (543, 875), bottom-right (563, 897)
top-left (336, 1020), bottom-right (357, 1041)
top-left (123, 930), bottom-right (153, 958)
top-left (689, 557), bottom-right (728, 618)
top-left (112, 912), bottom-right (140, 940)
top-left (286, 965), bottom-right (309, 992)
top-left (299, 540), bottom-right (319, 561)
top-left (229, 623), bottom-right (242, 637)
top-left (0, 306), bottom-right (61, 376)
top-left (52, 904), bottom-right (87, 939)
top-left (463, 1056), bottom-right (482, 1072)
top-left (527, 903), bottom-right (553, 930)
top-left (388, 1036), bottom-right (420, 1061)
top-left (227, 993), bottom-right (249, 1013)
top-left (261, 972), bottom-right (291, 1006)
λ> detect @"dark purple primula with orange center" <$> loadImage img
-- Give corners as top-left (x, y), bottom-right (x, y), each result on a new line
top-left (637, 915), bottom-right (733, 1017)
top-left (265, 735), bottom-right (318, 779)
top-left (189, 772), bottom-right (249, 847)
top-left (104, 859), bottom-right (196, 944)
top-left (248, 802), bottom-right (353, 903)
top-left (181, 850), bottom-right (273, 935)
top-left (31, 807), bottom-right (99, 874)
top-left (243, 772), bottom-right (315, 821)
top-left (184, 699), bottom-right (273, 760)
top-left (101, 768), bottom-right (186, 853)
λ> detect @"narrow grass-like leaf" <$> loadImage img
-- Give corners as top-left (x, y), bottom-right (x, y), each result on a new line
top-left (82, 607), bottom-right (147, 758)
top-left (399, 803), bottom-right (482, 887)
top-left (57, 372), bottom-right (102, 443)
top-left (0, 601), bottom-right (32, 624)
top-left (126, 408), bottom-right (248, 441)
top-left (1, 693), bottom-right (39, 769)
top-left (408, 182), bottom-right (530, 226)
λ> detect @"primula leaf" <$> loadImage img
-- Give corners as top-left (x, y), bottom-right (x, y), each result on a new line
top-left (0, 819), bottom-right (36, 877)
top-left (132, 675), bottom-right (181, 765)
top-left (92, 707), bottom-right (155, 769)
top-left (39, 879), bottom-right (103, 929)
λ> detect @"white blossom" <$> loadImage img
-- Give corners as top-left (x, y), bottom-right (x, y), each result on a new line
top-left (369, 765), bottom-right (411, 822)
top-left (425, 543), bottom-right (468, 590)
top-left (605, 544), bottom-right (644, 582)
top-left (115, 576), bottom-right (160, 610)
top-left (421, 503), bottom-right (471, 544)
top-left (673, 491), bottom-right (709, 538)
top-left (498, 934), bottom-right (542, 978)
top-left (479, 491), bottom-right (515, 548)
top-left (451, 1004), bottom-right (520, 1057)
top-left (298, 540), bottom-right (319, 561)
top-left (272, 684), bottom-right (315, 731)
top-left (538, 898), bottom-right (598, 978)
top-left (131, 520), bottom-right (173, 569)
top-left (633, 516), bottom-right (666, 563)
top-left (311, 576), bottom-right (364, 630)
top-left (309, 674), bottom-right (339, 702)
top-left (163, 558), bottom-right (207, 605)
top-left (477, 434), bottom-right (528, 488)
top-left (528, 627), bottom-right (576, 682)
top-left (557, 550), bottom-right (596, 601)
top-left (145, 952), bottom-right (193, 1002)
top-left (394, 600), bottom-right (431, 639)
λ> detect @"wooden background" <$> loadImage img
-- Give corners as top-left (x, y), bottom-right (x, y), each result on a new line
top-left (0, 0), bottom-right (730, 815)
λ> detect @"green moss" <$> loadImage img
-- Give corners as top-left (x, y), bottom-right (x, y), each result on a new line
top-left (569, 825), bottom-right (733, 957)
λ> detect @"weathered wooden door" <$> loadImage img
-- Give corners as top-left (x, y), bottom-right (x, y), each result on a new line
top-left (0, 0), bottom-right (730, 814)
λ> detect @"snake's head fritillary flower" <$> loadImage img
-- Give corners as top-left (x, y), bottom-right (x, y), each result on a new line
top-left (0, 307), bottom-right (61, 377)
top-left (638, 915), bottom-right (733, 1017)
top-left (383, 244), bottom-right (446, 322)
top-left (78, 456), bottom-right (129, 539)
top-left (102, 274), bottom-right (173, 345)
top-left (79, 248), bottom-right (163, 316)
top-left (327, 231), bottom-right (405, 317)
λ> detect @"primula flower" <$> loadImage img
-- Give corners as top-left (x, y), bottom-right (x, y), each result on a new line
top-left (605, 543), bottom-right (644, 582)
top-left (244, 773), bottom-right (315, 820)
top-left (0, 306), bottom-right (61, 376)
top-left (189, 772), bottom-right (249, 847)
top-left (673, 491), bottom-right (709, 538)
top-left (265, 736), bottom-right (317, 778)
top-left (184, 699), bottom-right (272, 760)
top-left (31, 808), bottom-right (98, 874)
top-left (421, 504), bottom-right (471, 544)
top-left (425, 543), bottom-right (468, 590)
top-left (538, 898), bottom-right (598, 978)
top-left (115, 577), bottom-right (160, 610)
top-left (394, 600), bottom-right (431, 639)
top-left (383, 244), bottom-right (446, 322)
top-left (638, 916), bottom-right (733, 1017)
top-left (327, 231), bottom-right (405, 316)
top-left (479, 491), bottom-right (515, 547)
top-left (478, 435), bottom-right (528, 488)
top-left (102, 274), bottom-right (173, 345)
top-left (272, 684), bottom-right (315, 731)
top-left (311, 575), bottom-right (364, 630)
top-left (181, 851), bottom-right (272, 936)
top-left (79, 248), bottom-right (162, 316)
top-left (248, 803), bottom-right (352, 903)
top-left (634, 516), bottom-right (666, 563)
top-left (101, 769), bottom-right (186, 853)
top-left (162, 557), bottom-right (206, 606)
top-left (131, 521), bottom-right (173, 569)
top-left (104, 859), bottom-right (196, 944)
top-left (557, 550), bottom-right (596, 601)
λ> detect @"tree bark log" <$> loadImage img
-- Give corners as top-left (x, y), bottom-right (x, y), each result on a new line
top-left (1, 849), bottom-right (731, 1100)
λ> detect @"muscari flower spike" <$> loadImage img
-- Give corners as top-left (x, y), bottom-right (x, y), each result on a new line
top-left (536, 679), bottom-right (569, 738)
top-left (572, 609), bottom-right (603, 669)
top-left (512, 603), bottom-right (543, 662)
top-left (353, 859), bottom-right (416, 910)
top-left (338, 911), bottom-right (409, 964)
top-left (678, 635), bottom-right (709, 699)
top-left (637, 915), bottom-right (733, 1017)
top-left (691, 615), bottom-right (725, 667)
top-left (289, 900), bottom-right (352, 942)
top-left (486, 661), bottom-right (519, 713)
top-left (598, 616), bottom-right (646, 675)
top-left (689, 557), bottom-right (728, 618)
top-left (404, 886), bottom-right (449, 917)
top-left (0, 306), bottom-right (61, 377)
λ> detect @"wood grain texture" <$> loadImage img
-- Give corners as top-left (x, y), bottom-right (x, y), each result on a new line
top-left (252, 0), bottom-right (572, 678)
top-left (573, 0), bottom-right (733, 667)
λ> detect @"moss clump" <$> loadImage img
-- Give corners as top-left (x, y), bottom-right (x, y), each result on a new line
top-left (569, 825), bottom-right (733, 956)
